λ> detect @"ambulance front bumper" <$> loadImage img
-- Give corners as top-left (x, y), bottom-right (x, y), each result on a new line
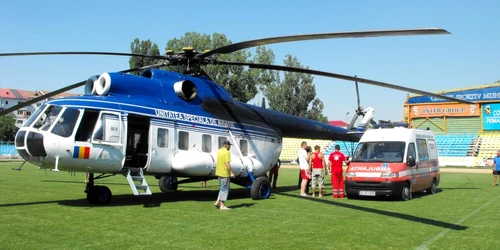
top-left (345, 180), bottom-right (404, 197)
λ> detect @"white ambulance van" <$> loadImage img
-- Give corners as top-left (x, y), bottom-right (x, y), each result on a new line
top-left (345, 127), bottom-right (439, 201)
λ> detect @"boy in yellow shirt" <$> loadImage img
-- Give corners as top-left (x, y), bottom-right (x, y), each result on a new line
top-left (214, 141), bottom-right (235, 210)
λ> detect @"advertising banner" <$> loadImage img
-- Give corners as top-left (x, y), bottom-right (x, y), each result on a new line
top-left (409, 104), bottom-right (479, 118)
top-left (407, 85), bottom-right (500, 104)
top-left (438, 156), bottom-right (475, 167)
top-left (482, 103), bottom-right (500, 130)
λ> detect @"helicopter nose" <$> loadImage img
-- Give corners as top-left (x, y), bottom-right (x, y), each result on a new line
top-left (15, 130), bottom-right (47, 162)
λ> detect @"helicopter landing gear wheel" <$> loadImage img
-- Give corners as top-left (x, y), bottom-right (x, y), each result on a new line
top-left (86, 185), bottom-right (112, 205)
top-left (250, 176), bottom-right (271, 200)
top-left (159, 176), bottom-right (178, 192)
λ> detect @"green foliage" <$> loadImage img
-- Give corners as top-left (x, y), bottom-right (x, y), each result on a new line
top-left (129, 33), bottom-right (274, 103)
top-left (128, 33), bottom-right (327, 119)
top-left (0, 115), bottom-right (18, 141)
top-left (129, 38), bottom-right (161, 75)
top-left (265, 54), bottom-right (328, 123)
top-left (165, 32), bottom-right (276, 102)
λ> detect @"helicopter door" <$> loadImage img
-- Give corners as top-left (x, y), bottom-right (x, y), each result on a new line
top-left (88, 111), bottom-right (125, 171)
top-left (145, 125), bottom-right (173, 174)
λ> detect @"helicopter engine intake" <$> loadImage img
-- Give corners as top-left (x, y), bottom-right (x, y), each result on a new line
top-left (84, 75), bottom-right (98, 95)
top-left (173, 80), bottom-right (197, 101)
top-left (95, 72), bottom-right (112, 96)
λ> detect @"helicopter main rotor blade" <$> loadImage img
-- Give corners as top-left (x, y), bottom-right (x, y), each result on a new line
top-left (0, 62), bottom-right (167, 116)
top-left (199, 28), bottom-right (450, 58)
top-left (0, 51), bottom-right (167, 59)
top-left (216, 61), bottom-right (474, 105)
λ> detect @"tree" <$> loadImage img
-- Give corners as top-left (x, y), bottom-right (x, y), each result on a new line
top-left (129, 32), bottom-right (275, 102)
top-left (264, 54), bottom-right (328, 123)
top-left (0, 116), bottom-right (18, 141)
top-left (129, 38), bottom-right (161, 75)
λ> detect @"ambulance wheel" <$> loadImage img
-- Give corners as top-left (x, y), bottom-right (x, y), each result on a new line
top-left (400, 182), bottom-right (411, 201)
top-left (251, 177), bottom-right (271, 200)
top-left (159, 176), bottom-right (178, 192)
top-left (426, 178), bottom-right (437, 195)
top-left (87, 185), bottom-right (112, 205)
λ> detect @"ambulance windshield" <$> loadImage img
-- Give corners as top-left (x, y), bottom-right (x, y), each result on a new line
top-left (352, 141), bottom-right (406, 162)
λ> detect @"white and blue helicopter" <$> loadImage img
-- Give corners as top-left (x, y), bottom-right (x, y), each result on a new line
top-left (0, 28), bottom-right (472, 205)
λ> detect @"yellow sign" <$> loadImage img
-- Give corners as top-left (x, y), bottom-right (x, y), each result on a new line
top-left (409, 104), bottom-right (480, 118)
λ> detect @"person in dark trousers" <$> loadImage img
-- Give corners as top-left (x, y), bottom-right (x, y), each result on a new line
top-left (269, 159), bottom-right (281, 189)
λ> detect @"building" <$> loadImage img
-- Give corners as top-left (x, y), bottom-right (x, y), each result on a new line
top-left (403, 82), bottom-right (500, 164)
top-left (0, 89), bottom-right (79, 128)
top-left (328, 120), bottom-right (349, 128)
top-left (403, 82), bottom-right (500, 134)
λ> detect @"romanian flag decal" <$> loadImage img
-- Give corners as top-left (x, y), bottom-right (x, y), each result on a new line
top-left (73, 146), bottom-right (90, 159)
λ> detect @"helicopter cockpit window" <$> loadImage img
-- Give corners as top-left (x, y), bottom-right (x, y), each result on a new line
top-left (75, 110), bottom-right (99, 142)
top-left (23, 104), bottom-right (46, 128)
top-left (352, 141), bottom-right (406, 163)
top-left (51, 108), bottom-right (81, 138)
top-left (35, 105), bottom-right (63, 131)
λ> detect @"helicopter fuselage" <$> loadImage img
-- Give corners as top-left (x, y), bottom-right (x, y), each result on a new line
top-left (14, 69), bottom-right (361, 180)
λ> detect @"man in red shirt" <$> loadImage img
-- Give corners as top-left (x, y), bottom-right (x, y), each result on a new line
top-left (328, 145), bottom-right (350, 198)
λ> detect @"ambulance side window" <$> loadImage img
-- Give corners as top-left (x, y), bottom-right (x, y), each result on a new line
top-left (407, 143), bottom-right (416, 162)
top-left (427, 139), bottom-right (438, 160)
top-left (416, 139), bottom-right (429, 161)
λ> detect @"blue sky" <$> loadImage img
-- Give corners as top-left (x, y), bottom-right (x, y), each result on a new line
top-left (1, 0), bottom-right (499, 123)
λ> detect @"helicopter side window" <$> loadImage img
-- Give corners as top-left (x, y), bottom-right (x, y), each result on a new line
top-left (51, 108), bottom-right (81, 138)
top-left (75, 110), bottom-right (100, 142)
top-left (157, 128), bottom-right (168, 148)
top-left (202, 134), bottom-right (212, 153)
top-left (178, 131), bottom-right (189, 150)
top-left (92, 112), bottom-right (121, 144)
top-left (218, 137), bottom-right (228, 148)
top-left (240, 139), bottom-right (248, 156)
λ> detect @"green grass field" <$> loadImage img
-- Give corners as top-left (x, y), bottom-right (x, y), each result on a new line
top-left (1, 162), bottom-right (499, 250)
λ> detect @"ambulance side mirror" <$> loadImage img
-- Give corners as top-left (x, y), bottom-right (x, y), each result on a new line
top-left (407, 156), bottom-right (416, 167)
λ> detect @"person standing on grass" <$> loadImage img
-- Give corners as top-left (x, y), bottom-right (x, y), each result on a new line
top-left (214, 141), bottom-right (235, 210)
top-left (309, 145), bottom-right (327, 198)
top-left (328, 145), bottom-right (350, 198)
top-left (269, 159), bottom-right (281, 189)
top-left (298, 141), bottom-right (312, 196)
top-left (492, 150), bottom-right (500, 186)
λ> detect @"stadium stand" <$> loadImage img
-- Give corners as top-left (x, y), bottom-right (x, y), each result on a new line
top-left (435, 134), bottom-right (476, 157)
top-left (324, 141), bottom-right (358, 157)
top-left (280, 138), bottom-right (333, 162)
top-left (477, 133), bottom-right (500, 158)
top-left (0, 143), bottom-right (18, 156)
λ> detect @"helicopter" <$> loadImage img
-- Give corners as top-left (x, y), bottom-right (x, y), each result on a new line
top-left (0, 28), bottom-right (474, 205)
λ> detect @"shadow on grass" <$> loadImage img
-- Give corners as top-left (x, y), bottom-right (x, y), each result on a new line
top-left (41, 180), bottom-right (129, 186)
top-left (61, 188), bottom-right (255, 208)
top-left (275, 187), bottom-right (467, 231)
top-left (0, 187), bottom-right (256, 208)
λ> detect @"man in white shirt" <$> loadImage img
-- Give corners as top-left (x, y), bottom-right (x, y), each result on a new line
top-left (298, 141), bottom-right (311, 196)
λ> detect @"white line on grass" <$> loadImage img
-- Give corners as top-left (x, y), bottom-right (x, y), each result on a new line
top-left (415, 194), bottom-right (500, 250)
